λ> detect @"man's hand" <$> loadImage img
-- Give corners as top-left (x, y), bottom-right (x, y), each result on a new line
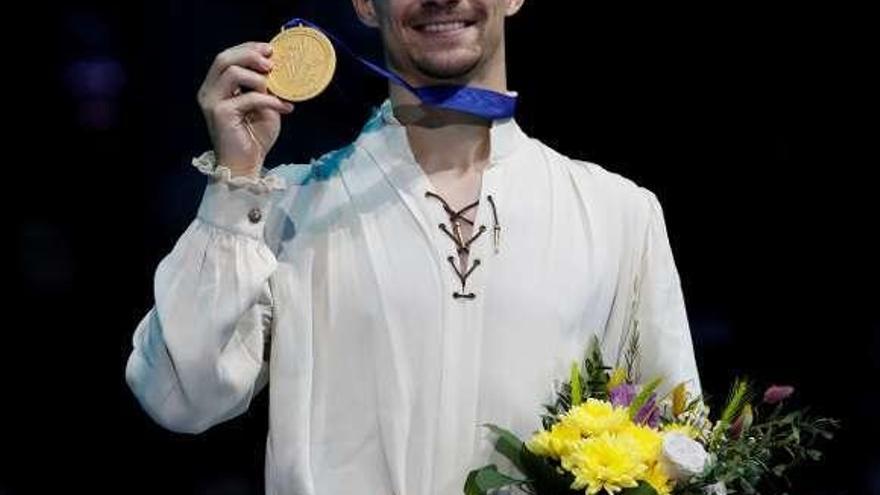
top-left (197, 42), bottom-right (294, 177)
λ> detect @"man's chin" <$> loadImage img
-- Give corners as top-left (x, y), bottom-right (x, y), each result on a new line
top-left (413, 59), bottom-right (481, 83)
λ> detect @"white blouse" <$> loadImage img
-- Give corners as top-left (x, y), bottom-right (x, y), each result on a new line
top-left (126, 99), bottom-right (702, 495)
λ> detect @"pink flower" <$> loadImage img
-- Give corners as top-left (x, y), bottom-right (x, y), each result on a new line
top-left (730, 404), bottom-right (753, 439)
top-left (763, 385), bottom-right (795, 404)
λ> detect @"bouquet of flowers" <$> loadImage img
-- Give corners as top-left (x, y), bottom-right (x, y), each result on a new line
top-left (464, 333), bottom-right (838, 495)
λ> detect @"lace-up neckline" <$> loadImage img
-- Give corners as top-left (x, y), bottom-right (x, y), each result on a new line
top-left (424, 190), bottom-right (500, 300)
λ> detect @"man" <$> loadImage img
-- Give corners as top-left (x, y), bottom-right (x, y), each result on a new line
top-left (125, 0), bottom-right (702, 494)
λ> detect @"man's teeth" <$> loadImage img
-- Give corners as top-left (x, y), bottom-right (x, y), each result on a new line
top-left (420, 21), bottom-right (468, 33)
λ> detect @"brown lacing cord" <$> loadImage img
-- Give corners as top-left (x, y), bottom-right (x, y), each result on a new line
top-left (448, 256), bottom-right (480, 299)
top-left (425, 190), bottom-right (500, 299)
top-left (439, 223), bottom-right (486, 254)
top-left (487, 194), bottom-right (500, 253)
top-left (425, 191), bottom-right (478, 225)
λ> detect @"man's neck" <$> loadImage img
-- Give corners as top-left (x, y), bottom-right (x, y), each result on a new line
top-left (387, 71), bottom-right (508, 177)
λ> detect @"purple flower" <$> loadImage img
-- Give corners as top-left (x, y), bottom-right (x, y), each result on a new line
top-left (763, 385), bottom-right (795, 405)
top-left (635, 395), bottom-right (661, 428)
top-left (730, 404), bottom-right (754, 439)
top-left (609, 384), bottom-right (638, 407)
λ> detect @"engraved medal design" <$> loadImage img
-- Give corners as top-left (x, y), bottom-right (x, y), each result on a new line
top-left (267, 26), bottom-right (336, 102)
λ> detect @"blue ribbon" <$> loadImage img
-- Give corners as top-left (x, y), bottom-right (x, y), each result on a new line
top-left (282, 17), bottom-right (517, 120)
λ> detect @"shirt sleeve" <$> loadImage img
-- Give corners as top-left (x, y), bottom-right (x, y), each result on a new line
top-left (632, 189), bottom-right (703, 397)
top-left (124, 151), bottom-right (300, 434)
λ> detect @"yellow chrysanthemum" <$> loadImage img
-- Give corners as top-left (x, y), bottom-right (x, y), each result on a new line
top-left (526, 421), bottom-right (582, 458)
top-left (562, 432), bottom-right (648, 495)
top-left (526, 430), bottom-right (555, 457)
top-left (643, 462), bottom-right (674, 495)
top-left (563, 399), bottom-right (631, 437)
top-left (620, 423), bottom-right (663, 464)
top-left (662, 423), bottom-right (700, 440)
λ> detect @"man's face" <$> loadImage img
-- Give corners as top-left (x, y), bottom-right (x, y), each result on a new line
top-left (369, 0), bottom-right (513, 83)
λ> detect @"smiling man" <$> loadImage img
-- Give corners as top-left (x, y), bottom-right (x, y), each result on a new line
top-left (125, 1), bottom-right (703, 494)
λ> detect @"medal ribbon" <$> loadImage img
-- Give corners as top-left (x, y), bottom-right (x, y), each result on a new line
top-left (282, 17), bottom-right (517, 120)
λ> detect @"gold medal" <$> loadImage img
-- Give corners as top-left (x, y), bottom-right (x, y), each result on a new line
top-left (267, 25), bottom-right (336, 102)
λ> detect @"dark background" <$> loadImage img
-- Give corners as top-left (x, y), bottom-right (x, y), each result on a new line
top-left (5, 1), bottom-right (874, 493)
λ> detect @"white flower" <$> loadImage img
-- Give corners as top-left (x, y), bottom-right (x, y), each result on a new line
top-left (704, 481), bottom-right (727, 495)
top-left (660, 432), bottom-right (709, 481)
top-left (680, 401), bottom-right (714, 440)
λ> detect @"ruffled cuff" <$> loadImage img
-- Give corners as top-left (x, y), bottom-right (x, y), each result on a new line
top-left (193, 151), bottom-right (281, 240)
top-left (192, 150), bottom-right (286, 194)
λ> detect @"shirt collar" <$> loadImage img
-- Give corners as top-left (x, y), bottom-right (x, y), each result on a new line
top-left (363, 98), bottom-right (527, 168)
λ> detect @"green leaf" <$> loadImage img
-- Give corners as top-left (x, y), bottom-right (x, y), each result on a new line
top-left (720, 378), bottom-right (753, 426)
top-left (621, 481), bottom-right (659, 495)
top-left (571, 362), bottom-right (583, 407)
top-left (628, 377), bottom-right (663, 419)
top-left (463, 465), bottom-right (524, 495)
top-left (623, 324), bottom-right (642, 384)
top-left (482, 424), bottom-right (528, 475)
top-left (584, 336), bottom-right (612, 400)
top-left (520, 448), bottom-right (576, 494)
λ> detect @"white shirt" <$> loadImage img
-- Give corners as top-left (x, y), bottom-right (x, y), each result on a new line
top-left (126, 99), bottom-right (702, 495)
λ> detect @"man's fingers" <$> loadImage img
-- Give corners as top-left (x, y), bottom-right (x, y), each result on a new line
top-left (204, 42), bottom-right (273, 89)
top-left (215, 92), bottom-right (293, 117)
top-left (212, 65), bottom-right (270, 101)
